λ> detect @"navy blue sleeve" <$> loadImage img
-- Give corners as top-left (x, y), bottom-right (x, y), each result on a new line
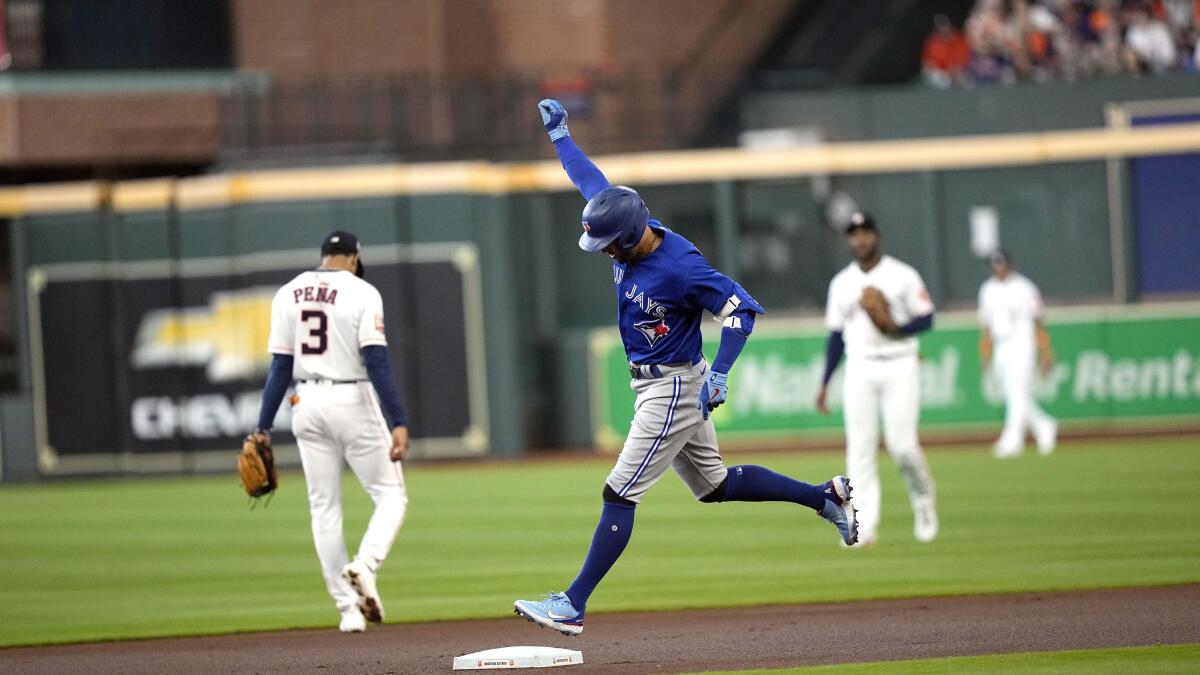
top-left (553, 137), bottom-right (611, 200)
top-left (257, 354), bottom-right (294, 431)
top-left (711, 311), bottom-right (755, 374)
top-left (362, 345), bottom-right (407, 428)
top-left (821, 331), bottom-right (845, 386)
top-left (899, 313), bottom-right (934, 336)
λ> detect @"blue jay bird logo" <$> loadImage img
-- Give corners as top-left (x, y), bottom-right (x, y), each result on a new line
top-left (633, 318), bottom-right (671, 346)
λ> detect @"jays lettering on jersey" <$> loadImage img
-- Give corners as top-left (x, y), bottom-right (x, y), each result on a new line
top-left (615, 223), bottom-right (763, 364)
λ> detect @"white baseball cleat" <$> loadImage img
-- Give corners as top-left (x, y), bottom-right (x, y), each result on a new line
top-left (992, 441), bottom-right (1021, 459)
top-left (342, 558), bottom-right (384, 624)
top-left (914, 500), bottom-right (939, 543)
top-left (339, 608), bottom-right (367, 633)
top-left (1035, 419), bottom-right (1057, 455)
top-left (818, 475), bottom-right (859, 546)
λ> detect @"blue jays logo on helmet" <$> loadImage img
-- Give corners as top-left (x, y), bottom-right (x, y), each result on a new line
top-left (579, 185), bottom-right (649, 253)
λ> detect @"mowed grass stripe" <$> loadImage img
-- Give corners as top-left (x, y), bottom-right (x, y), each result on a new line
top-left (690, 643), bottom-right (1200, 674)
top-left (0, 437), bottom-right (1197, 646)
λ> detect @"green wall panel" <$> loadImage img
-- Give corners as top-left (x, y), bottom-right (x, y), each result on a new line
top-left (113, 212), bottom-right (171, 261)
top-left (26, 214), bottom-right (106, 265)
top-left (746, 74), bottom-right (1200, 142)
top-left (939, 162), bottom-right (1112, 302)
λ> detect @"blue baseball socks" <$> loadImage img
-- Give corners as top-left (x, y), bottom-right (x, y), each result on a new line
top-left (564, 501), bottom-right (634, 610)
top-left (723, 464), bottom-right (826, 511)
top-left (562, 466), bottom-right (824, 610)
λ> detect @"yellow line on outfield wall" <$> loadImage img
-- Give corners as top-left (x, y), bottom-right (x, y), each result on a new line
top-left (110, 178), bottom-right (175, 211)
top-left (0, 181), bottom-right (108, 216)
top-left (4, 122), bottom-right (1200, 216)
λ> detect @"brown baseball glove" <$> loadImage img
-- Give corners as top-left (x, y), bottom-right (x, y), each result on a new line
top-left (859, 286), bottom-right (899, 335)
top-left (238, 432), bottom-right (277, 501)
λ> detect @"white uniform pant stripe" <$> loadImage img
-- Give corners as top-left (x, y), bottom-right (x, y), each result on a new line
top-left (362, 384), bottom-right (405, 486)
top-left (355, 383), bottom-right (408, 567)
top-left (619, 376), bottom-right (681, 497)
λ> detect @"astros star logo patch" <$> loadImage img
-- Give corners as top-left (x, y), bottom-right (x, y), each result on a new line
top-left (633, 318), bottom-right (671, 346)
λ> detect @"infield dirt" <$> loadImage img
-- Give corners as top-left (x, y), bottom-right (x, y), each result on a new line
top-left (2, 585), bottom-right (1196, 674)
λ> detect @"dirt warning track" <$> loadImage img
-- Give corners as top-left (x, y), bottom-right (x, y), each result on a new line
top-left (3, 585), bottom-right (1197, 674)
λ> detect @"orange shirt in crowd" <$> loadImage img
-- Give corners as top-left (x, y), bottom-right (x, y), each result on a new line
top-left (922, 30), bottom-right (971, 73)
top-left (1090, 8), bottom-right (1113, 34)
top-left (1026, 30), bottom-right (1051, 60)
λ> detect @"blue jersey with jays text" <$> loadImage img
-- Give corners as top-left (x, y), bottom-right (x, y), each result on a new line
top-left (614, 224), bottom-right (739, 364)
top-left (553, 135), bottom-right (759, 365)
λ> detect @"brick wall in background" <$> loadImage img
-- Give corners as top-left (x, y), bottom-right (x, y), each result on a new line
top-left (487, 0), bottom-right (607, 75)
top-left (0, 98), bottom-right (19, 160)
top-left (0, 1), bottom-right (795, 169)
top-left (229, 0), bottom-right (773, 80)
top-left (1, 94), bottom-right (220, 165)
top-left (232, 0), bottom-right (441, 78)
top-left (603, 0), bottom-right (729, 75)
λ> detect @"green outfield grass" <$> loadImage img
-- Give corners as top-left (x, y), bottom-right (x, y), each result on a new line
top-left (695, 644), bottom-right (1200, 674)
top-left (0, 437), bottom-right (1198, 646)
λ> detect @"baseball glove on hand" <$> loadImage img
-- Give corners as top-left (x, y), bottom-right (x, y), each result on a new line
top-left (238, 432), bottom-right (277, 502)
top-left (859, 287), bottom-right (899, 336)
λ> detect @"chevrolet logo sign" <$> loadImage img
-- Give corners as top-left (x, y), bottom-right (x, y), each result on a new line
top-left (131, 288), bottom-right (276, 383)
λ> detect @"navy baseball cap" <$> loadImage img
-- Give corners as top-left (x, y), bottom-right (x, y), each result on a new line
top-left (320, 230), bottom-right (364, 277)
top-left (845, 211), bottom-right (877, 233)
top-left (321, 230), bottom-right (361, 256)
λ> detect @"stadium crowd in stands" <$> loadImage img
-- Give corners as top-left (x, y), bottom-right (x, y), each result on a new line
top-left (922, 0), bottom-right (1200, 86)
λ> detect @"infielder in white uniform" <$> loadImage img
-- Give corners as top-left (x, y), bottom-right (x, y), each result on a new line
top-left (254, 230), bottom-right (410, 633)
top-left (978, 250), bottom-right (1057, 458)
top-left (816, 212), bottom-right (939, 547)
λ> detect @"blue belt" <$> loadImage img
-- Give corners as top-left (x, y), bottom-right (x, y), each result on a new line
top-left (628, 355), bottom-right (703, 380)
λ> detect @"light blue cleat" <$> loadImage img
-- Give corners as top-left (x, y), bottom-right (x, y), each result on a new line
top-left (514, 592), bottom-right (584, 637)
top-left (818, 475), bottom-right (859, 546)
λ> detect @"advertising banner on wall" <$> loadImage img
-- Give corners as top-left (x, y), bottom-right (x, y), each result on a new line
top-left (29, 243), bottom-right (488, 474)
top-left (588, 305), bottom-right (1200, 449)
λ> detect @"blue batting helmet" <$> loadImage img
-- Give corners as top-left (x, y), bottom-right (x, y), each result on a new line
top-left (579, 186), bottom-right (649, 253)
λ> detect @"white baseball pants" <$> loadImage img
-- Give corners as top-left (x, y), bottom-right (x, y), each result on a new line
top-left (841, 355), bottom-right (936, 541)
top-left (993, 341), bottom-right (1055, 454)
top-left (292, 382), bottom-right (408, 613)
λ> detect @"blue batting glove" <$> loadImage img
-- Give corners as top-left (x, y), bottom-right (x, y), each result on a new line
top-left (538, 98), bottom-right (569, 141)
top-left (698, 370), bottom-right (729, 420)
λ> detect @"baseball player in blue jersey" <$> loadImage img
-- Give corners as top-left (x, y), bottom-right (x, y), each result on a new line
top-left (513, 99), bottom-right (859, 637)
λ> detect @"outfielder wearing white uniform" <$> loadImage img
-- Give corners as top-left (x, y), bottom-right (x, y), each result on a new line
top-left (818, 213), bottom-right (938, 546)
top-left (978, 252), bottom-right (1057, 457)
top-left (256, 230), bottom-right (409, 633)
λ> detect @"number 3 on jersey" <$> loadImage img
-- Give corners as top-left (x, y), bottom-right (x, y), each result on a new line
top-left (301, 310), bottom-right (328, 354)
